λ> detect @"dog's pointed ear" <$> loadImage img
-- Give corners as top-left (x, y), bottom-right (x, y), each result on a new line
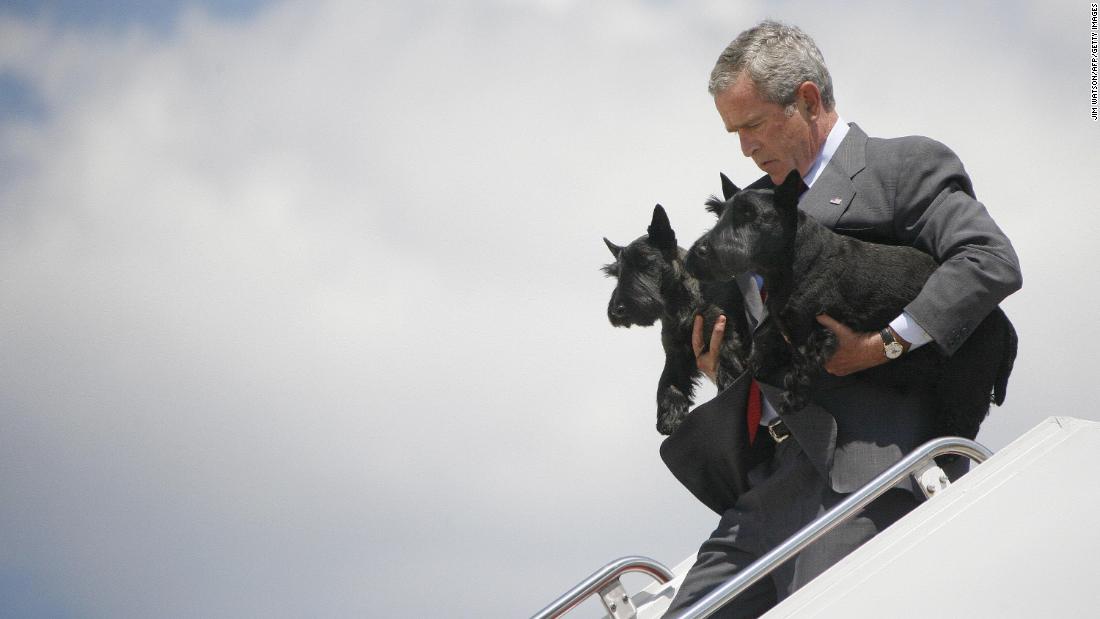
top-left (720, 173), bottom-right (740, 201)
top-left (774, 169), bottom-right (807, 215)
top-left (647, 204), bottom-right (677, 250)
top-left (603, 237), bottom-right (623, 258)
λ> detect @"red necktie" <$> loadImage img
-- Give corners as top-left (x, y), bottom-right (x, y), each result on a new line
top-left (747, 379), bottom-right (762, 444)
top-left (747, 278), bottom-right (766, 444)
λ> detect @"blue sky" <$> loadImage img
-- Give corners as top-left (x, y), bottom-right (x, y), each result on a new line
top-left (1, 1), bottom-right (1097, 617)
top-left (0, 0), bottom-right (265, 29)
top-left (0, 0), bottom-right (265, 123)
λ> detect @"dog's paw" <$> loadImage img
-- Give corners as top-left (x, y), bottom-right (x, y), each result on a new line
top-left (657, 388), bottom-right (691, 435)
top-left (780, 370), bottom-right (810, 414)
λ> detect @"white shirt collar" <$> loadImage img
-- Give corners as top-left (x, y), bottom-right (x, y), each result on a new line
top-left (802, 116), bottom-right (848, 188)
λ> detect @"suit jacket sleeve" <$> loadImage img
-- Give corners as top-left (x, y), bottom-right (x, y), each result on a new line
top-left (660, 370), bottom-right (753, 514)
top-left (885, 137), bottom-right (1022, 355)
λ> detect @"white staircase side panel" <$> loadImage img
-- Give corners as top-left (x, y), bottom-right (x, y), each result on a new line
top-left (762, 416), bottom-right (1100, 618)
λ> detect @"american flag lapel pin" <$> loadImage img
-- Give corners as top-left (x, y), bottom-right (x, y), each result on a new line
top-left (829, 197), bottom-right (843, 205)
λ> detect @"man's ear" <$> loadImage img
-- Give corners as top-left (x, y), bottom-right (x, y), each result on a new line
top-left (795, 81), bottom-right (823, 117)
top-left (774, 169), bottom-right (807, 215)
top-left (647, 204), bottom-right (677, 250)
top-left (720, 173), bottom-right (741, 201)
top-left (603, 237), bottom-right (623, 258)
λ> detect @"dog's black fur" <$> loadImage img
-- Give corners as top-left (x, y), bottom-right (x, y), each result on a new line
top-left (685, 170), bottom-right (1018, 440)
top-left (603, 204), bottom-right (751, 435)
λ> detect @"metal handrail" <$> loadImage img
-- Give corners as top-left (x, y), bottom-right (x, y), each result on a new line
top-left (675, 436), bottom-right (993, 618)
top-left (531, 555), bottom-right (676, 619)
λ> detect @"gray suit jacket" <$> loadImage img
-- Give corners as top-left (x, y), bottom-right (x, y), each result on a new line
top-left (661, 123), bottom-right (1022, 507)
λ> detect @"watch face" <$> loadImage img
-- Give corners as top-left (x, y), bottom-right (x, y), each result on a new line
top-left (885, 341), bottom-right (904, 359)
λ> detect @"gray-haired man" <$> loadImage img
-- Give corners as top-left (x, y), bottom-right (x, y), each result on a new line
top-left (661, 21), bottom-right (1021, 617)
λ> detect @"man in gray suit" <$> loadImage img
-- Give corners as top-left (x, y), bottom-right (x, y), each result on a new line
top-left (660, 21), bottom-right (1022, 617)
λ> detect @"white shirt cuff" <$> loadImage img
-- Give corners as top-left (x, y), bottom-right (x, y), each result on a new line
top-left (889, 312), bottom-right (932, 350)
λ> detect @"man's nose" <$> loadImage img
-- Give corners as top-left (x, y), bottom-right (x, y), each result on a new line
top-left (739, 132), bottom-right (756, 158)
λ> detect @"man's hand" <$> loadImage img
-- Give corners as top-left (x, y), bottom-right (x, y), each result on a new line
top-left (815, 314), bottom-right (888, 376)
top-left (692, 314), bottom-right (726, 384)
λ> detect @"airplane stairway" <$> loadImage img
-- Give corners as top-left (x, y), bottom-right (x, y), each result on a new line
top-left (531, 416), bottom-right (1100, 618)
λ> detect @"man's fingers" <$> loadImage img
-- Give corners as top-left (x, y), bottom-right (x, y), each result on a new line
top-left (692, 315), bottom-right (705, 356)
top-left (817, 313), bottom-right (857, 339)
top-left (816, 313), bottom-right (841, 332)
top-left (813, 313), bottom-right (886, 376)
top-left (709, 315), bottom-right (727, 351)
top-left (693, 314), bottom-right (725, 384)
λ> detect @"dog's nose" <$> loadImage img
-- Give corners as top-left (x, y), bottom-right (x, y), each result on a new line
top-left (611, 304), bottom-right (626, 317)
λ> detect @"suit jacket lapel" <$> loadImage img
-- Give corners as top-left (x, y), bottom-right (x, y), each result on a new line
top-left (798, 122), bottom-right (867, 229)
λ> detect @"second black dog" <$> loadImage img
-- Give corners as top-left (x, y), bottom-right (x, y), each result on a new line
top-left (604, 204), bottom-right (751, 435)
top-left (686, 170), bottom-right (1017, 440)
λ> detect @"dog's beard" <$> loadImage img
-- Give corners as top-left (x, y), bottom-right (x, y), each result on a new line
top-left (607, 279), bottom-right (663, 327)
top-left (607, 303), bottom-right (661, 327)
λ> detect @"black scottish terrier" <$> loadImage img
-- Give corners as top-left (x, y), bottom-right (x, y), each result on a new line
top-left (686, 170), bottom-right (1017, 440)
top-left (603, 204), bottom-right (751, 435)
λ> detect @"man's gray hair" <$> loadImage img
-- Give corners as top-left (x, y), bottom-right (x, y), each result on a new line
top-left (709, 20), bottom-right (835, 111)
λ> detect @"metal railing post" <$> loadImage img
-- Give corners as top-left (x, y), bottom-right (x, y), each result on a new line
top-left (531, 555), bottom-right (676, 619)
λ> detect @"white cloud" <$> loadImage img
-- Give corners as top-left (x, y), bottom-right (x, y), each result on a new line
top-left (0, 0), bottom-right (1096, 616)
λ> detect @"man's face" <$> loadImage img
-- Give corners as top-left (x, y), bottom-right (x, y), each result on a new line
top-left (714, 72), bottom-right (816, 185)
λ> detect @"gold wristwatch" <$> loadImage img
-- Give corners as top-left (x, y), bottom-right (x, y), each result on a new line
top-left (879, 326), bottom-right (910, 360)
